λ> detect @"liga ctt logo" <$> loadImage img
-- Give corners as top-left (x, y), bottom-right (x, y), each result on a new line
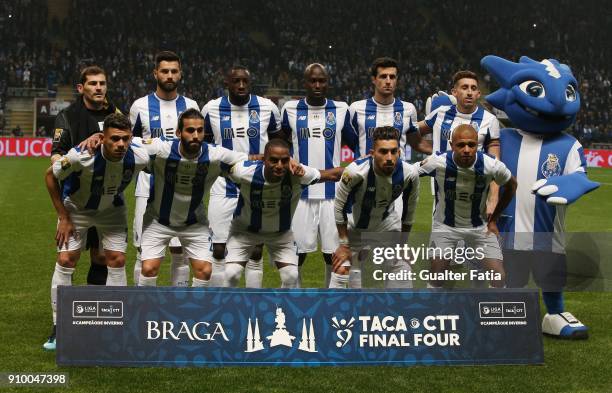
top-left (245, 307), bottom-right (317, 353)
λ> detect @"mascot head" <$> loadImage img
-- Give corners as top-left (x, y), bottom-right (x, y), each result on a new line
top-left (481, 55), bottom-right (580, 134)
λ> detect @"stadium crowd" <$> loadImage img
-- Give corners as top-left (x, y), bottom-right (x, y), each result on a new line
top-left (0, 0), bottom-right (609, 144)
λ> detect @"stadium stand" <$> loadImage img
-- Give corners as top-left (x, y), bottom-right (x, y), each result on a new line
top-left (0, 0), bottom-right (609, 145)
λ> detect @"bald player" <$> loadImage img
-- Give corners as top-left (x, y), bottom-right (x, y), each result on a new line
top-left (418, 124), bottom-right (517, 288)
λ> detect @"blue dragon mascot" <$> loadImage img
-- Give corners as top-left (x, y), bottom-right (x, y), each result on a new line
top-left (479, 55), bottom-right (599, 339)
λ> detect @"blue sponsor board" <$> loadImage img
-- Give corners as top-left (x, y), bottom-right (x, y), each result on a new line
top-left (57, 287), bottom-right (543, 367)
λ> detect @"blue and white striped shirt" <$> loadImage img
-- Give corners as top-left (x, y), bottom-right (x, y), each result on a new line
top-left (202, 94), bottom-right (281, 198)
top-left (498, 129), bottom-right (586, 253)
top-left (228, 161), bottom-right (321, 233)
top-left (419, 151), bottom-right (511, 229)
top-left (53, 145), bottom-right (149, 211)
top-left (282, 98), bottom-right (356, 199)
top-left (424, 104), bottom-right (500, 154)
top-left (334, 157), bottom-right (420, 231)
top-left (129, 93), bottom-right (199, 197)
top-left (349, 97), bottom-right (417, 159)
top-left (138, 138), bottom-right (247, 227)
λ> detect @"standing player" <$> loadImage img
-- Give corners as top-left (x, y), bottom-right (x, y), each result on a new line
top-left (130, 51), bottom-right (199, 287)
top-left (418, 124), bottom-right (517, 288)
top-left (137, 109), bottom-right (256, 287)
top-left (202, 65), bottom-right (281, 287)
top-left (281, 63), bottom-right (357, 287)
top-left (417, 71), bottom-right (502, 214)
top-left (224, 139), bottom-right (344, 288)
top-left (43, 113), bottom-right (148, 350)
top-left (332, 126), bottom-right (420, 289)
top-left (350, 57), bottom-right (432, 160)
top-left (51, 65), bottom-right (122, 286)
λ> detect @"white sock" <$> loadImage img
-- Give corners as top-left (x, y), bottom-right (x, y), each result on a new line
top-left (296, 265), bottom-right (303, 288)
top-left (51, 263), bottom-right (74, 324)
top-left (192, 277), bottom-right (209, 287)
top-left (209, 257), bottom-right (226, 287)
top-left (133, 251), bottom-right (142, 286)
top-left (170, 253), bottom-right (190, 287)
top-left (348, 268), bottom-right (362, 289)
top-left (225, 263), bottom-right (244, 287)
top-left (279, 265), bottom-right (298, 288)
top-left (106, 266), bottom-right (127, 286)
top-left (329, 272), bottom-right (348, 289)
top-left (138, 274), bottom-right (158, 287)
top-left (245, 258), bottom-right (263, 288)
top-left (324, 264), bottom-right (333, 288)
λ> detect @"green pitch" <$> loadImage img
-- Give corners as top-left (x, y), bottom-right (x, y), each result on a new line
top-left (0, 157), bottom-right (610, 393)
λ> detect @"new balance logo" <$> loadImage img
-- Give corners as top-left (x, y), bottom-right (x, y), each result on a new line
top-left (222, 116), bottom-right (231, 121)
top-left (367, 115), bottom-right (376, 120)
top-left (298, 115), bottom-right (307, 121)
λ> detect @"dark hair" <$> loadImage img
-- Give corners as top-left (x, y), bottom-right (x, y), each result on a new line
top-left (370, 57), bottom-right (398, 77)
top-left (177, 108), bottom-right (204, 131)
top-left (103, 113), bottom-right (131, 132)
top-left (227, 64), bottom-right (250, 77)
top-left (452, 70), bottom-right (479, 86)
top-left (372, 126), bottom-right (400, 143)
top-left (155, 50), bottom-right (181, 69)
top-left (80, 65), bottom-right (106, 84)
top-left (264, 138), bottom-right (290, 156)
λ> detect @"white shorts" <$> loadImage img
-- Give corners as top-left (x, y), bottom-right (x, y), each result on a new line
top-left (133, 196), bottom-right (181, 248)
top-left (57, 205), bottom-right (128, 253)
top-left (291, 199), bottom-right (339, 253)
top-left (226, 226), bottom-right (298, 265)
top-left (346, 215), bottom-right (399, 269)
top-left (140, 216), bottom-right (212, 261)
top-left (208, 194), bottom-right (238, 243)
top-left (429, 222), bottom-right (503, 261)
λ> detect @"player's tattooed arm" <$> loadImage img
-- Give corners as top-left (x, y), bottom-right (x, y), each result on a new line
top-left (45, 166), bottom-right (75, 249)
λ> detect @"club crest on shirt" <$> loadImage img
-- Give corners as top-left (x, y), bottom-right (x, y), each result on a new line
top-left (322, 127), bottom-right (335, 140)
top-left (341, 171), bottom-right (352, 185)
top-left (394, 111), bottom-right (403, 127)
top-left (60, 156), bottom-right (71, 170)
top-left (326, 111), bottom-right (336, 126)
top-left (541, 153), bottom-right (562, 178)
top-left (249, 110), bottom-right (260, 124)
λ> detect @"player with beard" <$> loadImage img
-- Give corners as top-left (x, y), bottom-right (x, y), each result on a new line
top-left (135, 109), bottom-right (260, 287)
top-left (129, 51), bottom-right (199, 287)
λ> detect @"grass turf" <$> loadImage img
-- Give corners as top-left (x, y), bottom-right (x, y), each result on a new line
top-left (0, 157), bottom-right (610, 392)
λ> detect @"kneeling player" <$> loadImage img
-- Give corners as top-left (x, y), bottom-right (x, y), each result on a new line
top-left (43, 114), bottom-right (148, 350)
top-left (224, 139), bottom-right (343, 288)
top-left (136, 109), bottom-right (254, 288)
top-left (418, 124), bottom-right (517, 288)
top-left (332, 126), bottom-right (420, 289)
